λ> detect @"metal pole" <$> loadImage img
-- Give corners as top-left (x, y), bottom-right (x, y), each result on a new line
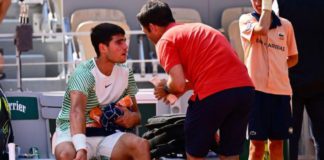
top-left (138, 35), bottom-right (146, 77)
top-left (15, 48), bottom-right (22, 92)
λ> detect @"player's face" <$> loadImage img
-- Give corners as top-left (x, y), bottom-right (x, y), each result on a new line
top-left (104, 34), bottom-right (128, 63)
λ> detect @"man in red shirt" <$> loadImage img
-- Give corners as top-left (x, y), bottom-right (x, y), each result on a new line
top-left (137, 1), bottom-right (254, 159)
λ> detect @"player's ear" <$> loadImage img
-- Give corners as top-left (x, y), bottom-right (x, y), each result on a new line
top-left (99, 43), bottom-right (107, 53)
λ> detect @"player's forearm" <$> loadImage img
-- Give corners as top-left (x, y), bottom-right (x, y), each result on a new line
top-left (253, 0), bottom-right (272, 35)
top-left (70, 107), bottom-right (87, 152)
top-left (70, 106), bottom-right (86, 135)
top-left (254, 10), bottom-right (272, 35)
top-left (130, 98), bottom-right (141, 126)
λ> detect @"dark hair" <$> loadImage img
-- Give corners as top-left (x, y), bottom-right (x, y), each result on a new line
top-left (91, 23), bottom-right (125, 57)
top-left (137, 0), bottom-right (175, 29)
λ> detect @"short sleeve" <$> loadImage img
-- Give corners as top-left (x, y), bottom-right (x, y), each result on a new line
top-left (156, 39), bottom-right (181, 73)
top-left (126, 68), bottom-right (138, 97)
top-left (67, 70), bottom-right (94, 97)
top-left (286, 21), bottom-right (298, 56)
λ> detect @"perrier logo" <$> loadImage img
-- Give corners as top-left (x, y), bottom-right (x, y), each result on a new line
top-left (7, 97), bottom-right (39, 120)
top-left (9, 100), bottom-right (27, 113)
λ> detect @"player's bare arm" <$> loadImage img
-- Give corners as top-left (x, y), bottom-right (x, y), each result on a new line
top-left (69, 90), bottom-right (88, 159)
top-left (70, 90), bottom-right (87, 135)
top-left (253, 0), bottom-right (272, 35)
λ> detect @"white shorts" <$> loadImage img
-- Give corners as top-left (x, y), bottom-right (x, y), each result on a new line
top-left (53, 128), bottom-right (125, 159)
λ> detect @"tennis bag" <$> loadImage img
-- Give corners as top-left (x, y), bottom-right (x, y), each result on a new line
top-left (142, 113), bottom-right (219, 159)
top-left (142, 114), bottom-right (186, 159)
top-left (0, 89), bottom-right (14, 160)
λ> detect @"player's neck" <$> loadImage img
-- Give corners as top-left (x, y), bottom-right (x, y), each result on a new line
top-left (95, 58), bottom-right (114, 76)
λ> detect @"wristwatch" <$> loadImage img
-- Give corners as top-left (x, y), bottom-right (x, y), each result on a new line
top-left (163, 85), bottom-right (170, 94)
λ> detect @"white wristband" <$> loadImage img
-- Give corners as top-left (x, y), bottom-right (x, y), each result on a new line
top-left (72, 134), bottom-right (87, 151)
top-left (262, 0), bottom-right (273, 11)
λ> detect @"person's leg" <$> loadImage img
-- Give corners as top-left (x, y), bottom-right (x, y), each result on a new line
top-left (54, 128), bottom-right (102, 160)
top-left (219, 87), bottom-right (254, 160)
top-left (53, 129), bottom-right (76, 160)
top-left (305, 93), bottom-right (324, 160)
top-left (185, 87), bottom-right (254, 160)
top-left (269, 94), bottom-right (291, 160)
top-left (98, 132), bottom-right (150, 160)
top-left (55, 142), bottom-right (76, 160)
top-left (269, 140), bottom-right (284, 160)
top-left (249, 140), bottom-right (266, 160)
top-left (289, 93), bottom-right (305, 160)
top-left (248, 91), bottom-right (268, 160)
top-left (185, 98), bottom-right (219, 160)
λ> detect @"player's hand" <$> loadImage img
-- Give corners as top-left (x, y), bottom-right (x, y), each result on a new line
top-left (73, 149), bottom-right (87, 160)
top-left (115, 107), bottom-right (136, 128)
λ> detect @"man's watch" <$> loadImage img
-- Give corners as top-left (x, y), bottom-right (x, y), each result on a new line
top-left (163, 85), bottom-right (170, 94)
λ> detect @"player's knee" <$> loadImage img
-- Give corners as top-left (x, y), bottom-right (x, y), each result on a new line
top-left (132, 137), bottom-right (150, 152)
top-left (140, 138), bottom-right (150, 151)
top-left (55, 150), bottom-right (75, 160)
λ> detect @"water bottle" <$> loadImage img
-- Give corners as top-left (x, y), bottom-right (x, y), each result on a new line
top-left (29, 147), bottom-right (40, 159)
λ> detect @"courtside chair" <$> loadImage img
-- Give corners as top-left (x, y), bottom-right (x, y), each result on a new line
top-left (76, 21), bottom-right (130, 60)
top-left (70, 9), bottom-right (129, 60)
top-left (171, 8), bottom-right (202, 23)
top-left (228, 20), bottom-right (244, 62)
top-left (220, 7), bottom-right (253, 37)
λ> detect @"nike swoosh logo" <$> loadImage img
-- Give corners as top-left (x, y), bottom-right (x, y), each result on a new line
top-left (105, 84), bottom-right (112, 88)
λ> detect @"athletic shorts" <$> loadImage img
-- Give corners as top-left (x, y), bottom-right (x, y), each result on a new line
top-left (248, 91), bottom-right (292, 140)
top-left (184, 87), bottom-right (254, 157)
top-left (53, 128), bottom-right (125, 159)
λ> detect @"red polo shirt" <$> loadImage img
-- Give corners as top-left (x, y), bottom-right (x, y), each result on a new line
top-left (156, 23), bottom-right (253, 100)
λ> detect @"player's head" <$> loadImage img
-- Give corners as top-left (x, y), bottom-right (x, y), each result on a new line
top-left (91, 23), bottom-right (126, 57)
